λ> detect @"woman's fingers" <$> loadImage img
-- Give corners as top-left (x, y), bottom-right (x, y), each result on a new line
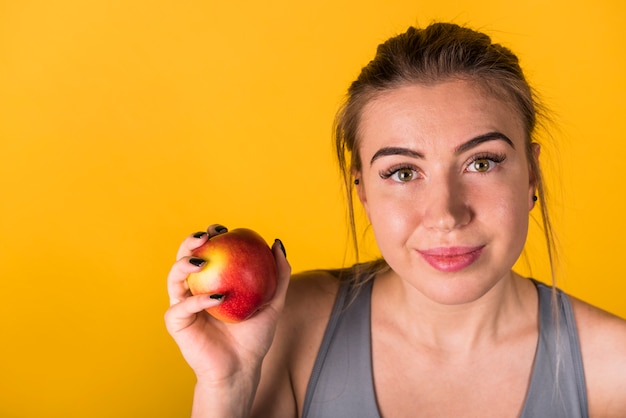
top-left (164, 294), bottom-right (222, 335)
top-left (268, 239), bottom-right (291, 315)
top-left (167, 256), bottom-right (206, 306)
top-left (207, 224), bottom-right (228, 238)
top-left (176, 231), bottom-right (209, 260)
top-left (176, 225), bottom-right (229, 260)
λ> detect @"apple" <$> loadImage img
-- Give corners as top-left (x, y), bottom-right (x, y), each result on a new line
top-left (187, 228), bottom-right (278, 323)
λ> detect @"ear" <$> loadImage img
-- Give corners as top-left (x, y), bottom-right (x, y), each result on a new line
top-left (528, 142), bottom-right (541, 210)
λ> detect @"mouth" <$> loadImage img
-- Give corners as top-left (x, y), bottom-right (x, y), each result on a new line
top-left (417, 246), bottom-right (485, 273)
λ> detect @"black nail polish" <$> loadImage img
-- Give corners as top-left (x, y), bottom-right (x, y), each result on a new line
top-left (193, 231), bottom-right (207, 239)
top-left (215, 225), bottom-right (228, 234)
top-left (275, 238), bottom-right (286, 258)
top-left (209, 294), bottom-right (224, 300)
top-left (189, 257), bottom-right (206, 267)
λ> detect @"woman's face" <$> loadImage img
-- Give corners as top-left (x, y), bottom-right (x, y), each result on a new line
top-left (355, 79), bottom-right (538, 305)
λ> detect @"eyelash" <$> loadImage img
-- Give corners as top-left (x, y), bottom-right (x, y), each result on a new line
top-left (379, 163), bottom-right (420, 181)
top-left (378, 152), bottom-right (507, 182)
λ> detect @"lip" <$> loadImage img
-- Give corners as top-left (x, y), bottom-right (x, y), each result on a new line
top-left (417, 246), bottom-right (485, 273)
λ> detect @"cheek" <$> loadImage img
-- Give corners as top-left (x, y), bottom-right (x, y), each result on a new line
top-left (475, 164), bottom-right (532, 221)
top-left (492, 198), bottom-right (529, 231)
top-left (363, 187), bottom-right (418, 247)
top-left (482, 188), bottom-right (531, 253)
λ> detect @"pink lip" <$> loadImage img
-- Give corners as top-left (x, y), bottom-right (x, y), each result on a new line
top-left (417, 246), bottom-right (484, 273)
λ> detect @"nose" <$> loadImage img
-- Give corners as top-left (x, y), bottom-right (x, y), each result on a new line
top-left (422, 176), bottom-right (472, 232)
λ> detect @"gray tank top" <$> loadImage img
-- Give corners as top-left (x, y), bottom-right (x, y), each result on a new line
top-left (302, 278), bottom-right (588, 417)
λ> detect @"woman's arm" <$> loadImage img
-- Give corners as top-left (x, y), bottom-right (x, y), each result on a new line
top-left (165, 225), bottom-right (291, 418)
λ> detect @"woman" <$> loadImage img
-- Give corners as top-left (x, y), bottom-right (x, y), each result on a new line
top-left (165, 23), bottom-right (626, 417)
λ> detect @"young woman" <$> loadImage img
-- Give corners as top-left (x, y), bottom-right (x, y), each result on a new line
top-left (165, 23), bottom-right (626, 417)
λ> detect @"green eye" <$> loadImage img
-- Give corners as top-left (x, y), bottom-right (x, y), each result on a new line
top-left (394, 168), bottom-right (415, 182)
top-left (472, 159), bottom-right (492, 172)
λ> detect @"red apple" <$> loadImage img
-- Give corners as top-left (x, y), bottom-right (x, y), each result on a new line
top-left (187, 228), bottom-right (277, 323)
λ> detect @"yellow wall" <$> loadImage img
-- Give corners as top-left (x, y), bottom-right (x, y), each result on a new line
top-left (1, 0), bottom-right (624, 416)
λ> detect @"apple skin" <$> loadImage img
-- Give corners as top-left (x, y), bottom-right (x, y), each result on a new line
top-left (187, 228), bottom-right (278, 323)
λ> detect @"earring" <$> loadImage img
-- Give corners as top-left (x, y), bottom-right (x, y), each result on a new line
top-left (354, 179), bottom-right (360, 185)
top-left (533, 195), bottom-right (538, 202)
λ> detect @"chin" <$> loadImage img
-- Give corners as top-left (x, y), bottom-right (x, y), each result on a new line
top-left (404, 268), bottom-right (511, 306)
top-left (425, 283), bottom-right (494, 306)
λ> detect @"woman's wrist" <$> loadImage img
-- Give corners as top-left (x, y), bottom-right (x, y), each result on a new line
top-left (191, 368), bottom-right (262, 418)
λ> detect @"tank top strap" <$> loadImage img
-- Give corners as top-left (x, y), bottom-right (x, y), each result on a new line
top-left (520, 280), bottom-right (589, 417)
top-left (302, 278), bottom-right (380, 418)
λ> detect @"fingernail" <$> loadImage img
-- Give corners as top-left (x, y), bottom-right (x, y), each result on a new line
top-left (275, 238), bottom-right (286, 258)
top-left (193, 231), bottom-right (207, 239)
top-left (215, 225), bottom-right (228, 234)
top-left (209, 294), bottom-right (224, 300)
top-left (189, 257), bottom-right (206, 267)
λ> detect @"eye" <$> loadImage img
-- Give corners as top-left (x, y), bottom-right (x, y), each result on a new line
top-left (380, 166), bottom-right (419, 183)
top-left (469, 158), bottom-right (493, 173)
top-left (393, 168), bottom-right (416, 182)
top-left (466, 153), bottom-right (506, 173)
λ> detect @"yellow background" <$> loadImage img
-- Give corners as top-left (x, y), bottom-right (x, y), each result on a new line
top-left (1, 0), bottom-right (624, 416)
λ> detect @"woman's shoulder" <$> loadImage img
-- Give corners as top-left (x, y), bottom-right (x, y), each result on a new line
top-left (568, 296), bottom-right (626, 417)
top-left (274, 268), bottom-right (344, 356)
top-left (273, 269), bottom-right (342, 344)
top-left (569, 295), bottom-right (626, 361)
top-left (285, 269), bottom-right (343, 314)
top-left (281, 263), bottom-right (381, 328)
top-left (278, 269), bottom-right (346, 355)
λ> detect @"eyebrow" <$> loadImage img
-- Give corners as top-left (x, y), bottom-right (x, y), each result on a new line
top-left (454, 131), bottom-right (515, 154)
top-left (369, 131), bottom-right (515, 166)
top-left (369, 147), bottom-right (424, 166)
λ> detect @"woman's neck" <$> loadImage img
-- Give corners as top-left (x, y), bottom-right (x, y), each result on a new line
top-left (372, 269), bottom-right (538, 353)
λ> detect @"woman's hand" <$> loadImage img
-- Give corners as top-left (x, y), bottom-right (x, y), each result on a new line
top-left (164, 224), bottom-right (291, 416)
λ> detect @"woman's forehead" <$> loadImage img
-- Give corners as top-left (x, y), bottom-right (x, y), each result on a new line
top-left (357, 80), bottom-right (526, 154)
